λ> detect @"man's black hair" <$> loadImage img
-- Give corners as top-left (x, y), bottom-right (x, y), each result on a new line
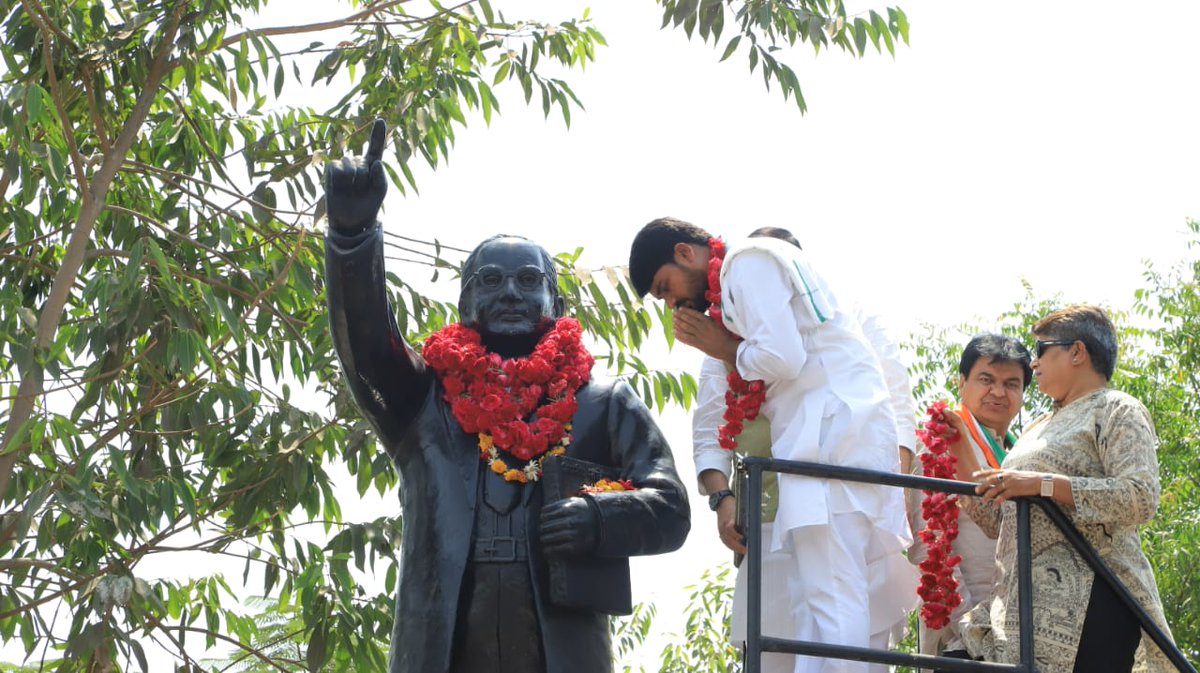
top-left (748, 226), bottom-right (802, 250)
top-left (628, 217), bottom-right (711, 297)
top-left (959, 333), bottom-right (1034, 389)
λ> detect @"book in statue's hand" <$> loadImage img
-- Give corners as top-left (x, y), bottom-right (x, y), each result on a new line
top-left (540, 455), bottom-right (632, 616)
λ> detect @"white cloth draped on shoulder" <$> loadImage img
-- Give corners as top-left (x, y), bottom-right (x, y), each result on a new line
top-left (717, 237), bottom-right (918, 672)
top-left (718, 238), bottom-right (911, 551)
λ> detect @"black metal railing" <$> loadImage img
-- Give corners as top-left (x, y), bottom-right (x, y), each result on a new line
top-left (737, 457), bottom-right (1195, 673)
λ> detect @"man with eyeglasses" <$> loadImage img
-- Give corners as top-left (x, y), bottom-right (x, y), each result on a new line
top-left (907, 333), bottom-right (1032, 667)
top-left (322, 120), bottom-right (691, 673)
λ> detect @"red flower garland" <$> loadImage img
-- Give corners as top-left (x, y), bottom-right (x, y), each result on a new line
top-left (422, 318), bottom-right (594, 481)
top-left (915, 401), bottom-right (964, 630)
top-left (704, 237), bottom-right (767, 451)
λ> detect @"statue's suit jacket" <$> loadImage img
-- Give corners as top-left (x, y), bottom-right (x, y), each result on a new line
top-left (325, 225), bottom-right (691, 673)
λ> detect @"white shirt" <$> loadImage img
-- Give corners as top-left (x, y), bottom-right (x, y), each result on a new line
top-left (692, 307), bottom-right (917, 491)
top-left (715, 237), bottom-right (912, 548)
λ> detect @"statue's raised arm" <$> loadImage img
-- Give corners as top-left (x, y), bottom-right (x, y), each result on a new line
top-left (326, 119), bottom-right (388, 235)
top-left (322, 121), bottom-right (689, 673)
top-left (323, 119), bottom-right (430, 444)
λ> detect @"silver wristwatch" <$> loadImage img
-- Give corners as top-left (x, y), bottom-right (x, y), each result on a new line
top-left (1040, 474), bottom-right (1055, 498)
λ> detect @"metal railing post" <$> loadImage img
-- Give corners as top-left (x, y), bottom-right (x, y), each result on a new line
top-left (745, 460), bottom-right (764, 673)
top-left (1016, 498), bottom-right (1035, 672)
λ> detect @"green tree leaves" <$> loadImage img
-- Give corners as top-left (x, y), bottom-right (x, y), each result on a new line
top-left (660, 0), bottom-right (911, 111)
top-left (0, 1), bottom-right (609, 670)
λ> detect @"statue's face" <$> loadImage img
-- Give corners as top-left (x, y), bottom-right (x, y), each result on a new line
top-left (459, 238), bottom-right (563, 338)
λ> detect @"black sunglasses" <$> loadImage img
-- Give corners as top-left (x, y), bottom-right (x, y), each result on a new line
top-left (1035, 339), bottom-right (1076, 358)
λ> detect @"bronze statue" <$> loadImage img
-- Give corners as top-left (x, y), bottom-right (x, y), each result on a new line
top-left (323, 120), bottom-right (690, 673)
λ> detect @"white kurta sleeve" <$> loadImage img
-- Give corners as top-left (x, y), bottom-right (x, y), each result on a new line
top-left (858, 308), bottom-right (917, 448)
top-left (724, 251), bottom-right (809, 384)
top-left (692, 355), bottom-right (734, 495)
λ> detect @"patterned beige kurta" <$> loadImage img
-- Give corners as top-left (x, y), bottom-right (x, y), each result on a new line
top-left (960, 388), bottom-right (1174, 673)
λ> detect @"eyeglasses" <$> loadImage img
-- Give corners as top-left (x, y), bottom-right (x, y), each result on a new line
top-left (464, 264), bottom-right (548, 291)
top-left (1035, 339), bottom-right (1076, 358)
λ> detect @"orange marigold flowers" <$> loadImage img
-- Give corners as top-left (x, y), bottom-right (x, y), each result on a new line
top-left (581, 479), bottom-right (637, 494)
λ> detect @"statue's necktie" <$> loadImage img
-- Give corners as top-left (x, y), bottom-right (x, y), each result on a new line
top-left (483, 465), bottom-right (521, 514)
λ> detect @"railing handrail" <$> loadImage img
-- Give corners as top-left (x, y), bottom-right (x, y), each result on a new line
top-left (738, 456), bottom-right (1196, 673)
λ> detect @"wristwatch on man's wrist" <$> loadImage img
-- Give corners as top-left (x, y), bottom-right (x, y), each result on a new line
top-left (708, 489), bottom-right (734, 511)
top-left (1040, 474), bottom-right (1055, 498)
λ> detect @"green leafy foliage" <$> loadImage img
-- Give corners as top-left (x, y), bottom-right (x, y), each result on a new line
top-left (558, 253), bottom-right (699, 414)
top-left (1124, 220), bottom-right (1200, 662)
top-left (201, 597), bottom-right (386, 672)
top-left (0, 1), bottom-right (887, 670)
top-left (655, 565), bottom-right (742, 672)
top-left (0, 2), bottom-right (604, 671)
top-left (612, 565), bottom-right (741, 673)
top-left (659, 0), bottom-right (910, 111)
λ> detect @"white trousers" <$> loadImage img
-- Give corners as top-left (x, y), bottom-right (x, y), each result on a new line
top-left (732, 516), bottom-right (915, 673)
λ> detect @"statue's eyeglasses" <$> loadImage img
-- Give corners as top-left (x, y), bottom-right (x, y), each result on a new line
top-left (464, 264), bottom-right (548, 291)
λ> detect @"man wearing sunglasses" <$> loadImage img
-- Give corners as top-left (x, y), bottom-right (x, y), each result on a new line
top-left (323, 120), bottom-right (691, 673)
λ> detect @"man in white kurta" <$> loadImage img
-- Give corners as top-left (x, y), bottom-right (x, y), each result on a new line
top-left (629, 219), bottom-right (916, 673)
top-left (692, 229), bottom-right (919, 673)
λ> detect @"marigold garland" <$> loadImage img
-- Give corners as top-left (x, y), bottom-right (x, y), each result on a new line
top-left (423, 318), bottom-right (594, 483)
top-left (915, 400), bottom-right (964, 630)
top-left (704, 237), bottom-right (767, 451)
top-left (581, 478), bottom-right (637, 494)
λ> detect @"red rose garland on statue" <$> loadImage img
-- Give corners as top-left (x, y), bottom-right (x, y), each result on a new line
top-left (423, 318), bottom-right (594, 483)
top-left (704, 237), bottom-right (767, 451)
top-left (915, 401), bottom-right (963, 629)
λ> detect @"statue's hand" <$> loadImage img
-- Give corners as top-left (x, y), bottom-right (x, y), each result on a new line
top-left (324, 118), bottom-right (388, 234)
top-left (538, 497), bottom-right (598, 557)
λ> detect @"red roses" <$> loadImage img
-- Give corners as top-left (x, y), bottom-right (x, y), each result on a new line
top-left (915, 401), bottom-right (964, 629)
top-left (704, 237), bottom-right (768, 451)
top-left (423, 318), bottom-right (594, 481)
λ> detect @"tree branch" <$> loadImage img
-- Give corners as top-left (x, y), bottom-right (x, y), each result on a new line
top-left (23, 0), bottom-right (91, 202)
top-left (0, 557), bottom-right (85, 581)
top-left (211, 0), bottom-right (415, 56)
top-left (157, 624), bottom-right (292, 673)
top-left (0, 0), bottom-right (190, 513)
